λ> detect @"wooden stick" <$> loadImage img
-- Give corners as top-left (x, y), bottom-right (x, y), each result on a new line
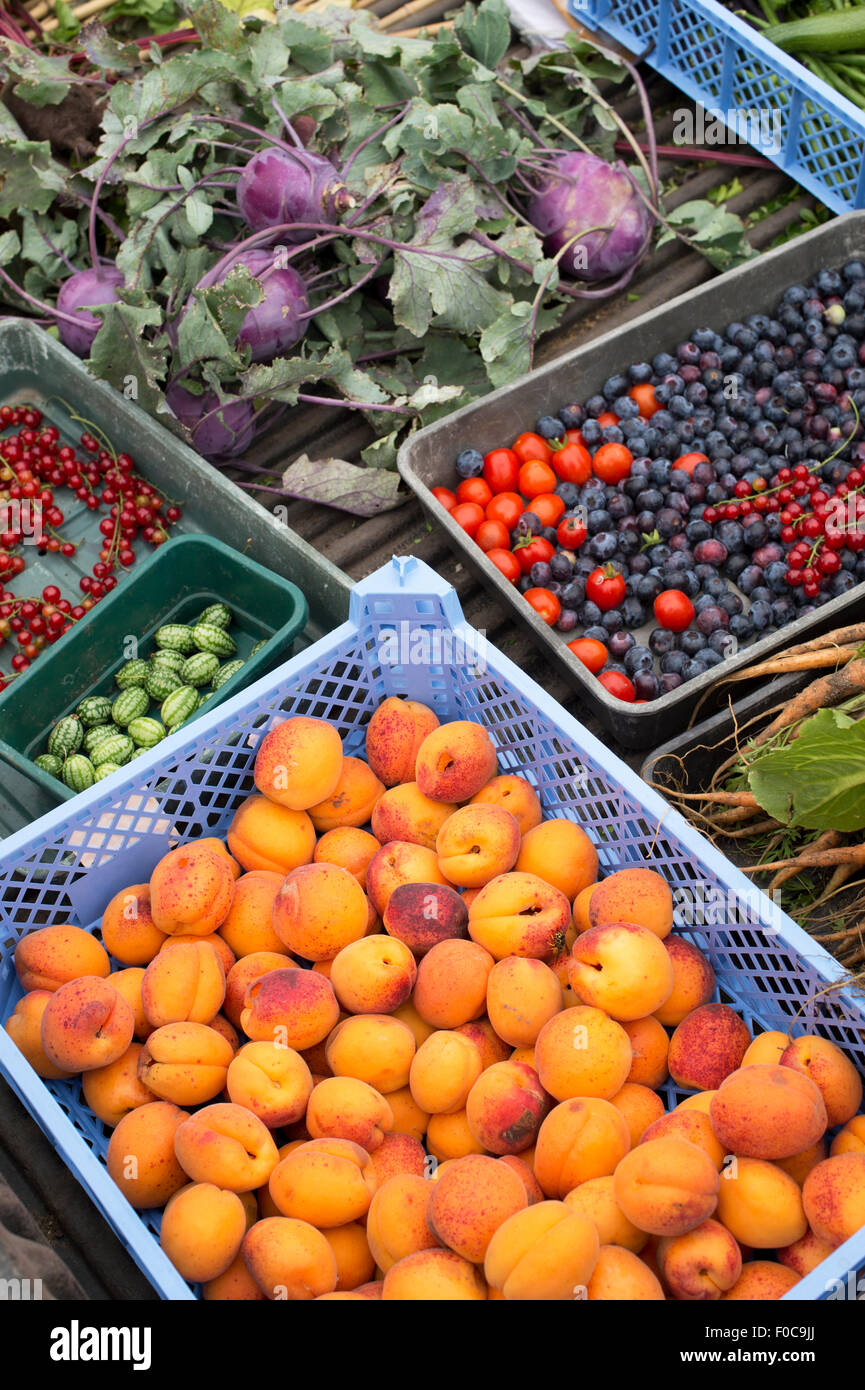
top-left (393, 18), bottom-right (452, 33)
top-left (40, 0), bottom-right (116, 31)
top-left (379, 0), bottom-right (443, 29)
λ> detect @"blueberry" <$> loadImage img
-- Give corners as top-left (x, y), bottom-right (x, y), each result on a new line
top-left (725, 553), bottom-right (750, 583)
top-left (661, 650), bottom-right (688, 675)
top-left (693, 538), bottom-right (728, 567)
top-left (515, 512), bottom-right (542, 538)
top-left (558, 403), bottom-right (585, 430)
top-left (601, 425), bottom-right (624, 445)
top-left (635, 574), bottom-right (663, 603)
top-left (718, 591), bottom-right (743, 616)
top-left (529, 561), bottom-right (552, 587)
top-left (582, 484), bottom-right (607, 511)
top-left (621, 597), bottom-right (645, 629)
top-left (608, 494), bottom-right (634, 521)
top-left (750, 599), bottom-right (772, 631)
top-left (633, 670), bottom-right (660, 700)
top-left (583, 625), bottom-right (609, 645)
top-left (601, 609), bottom-right (624, 634)
top-left (555, 609), bottom-right (579, 634)
top-left (550, 552), bottom-right (575, 582)
top-left (629, 553), bottom-right (650, 576)
top-left (708, 629), bottom-right (735, 655)
top-left (603, 373), bottom-right (629, 402)
top-left (624, 645), bottom-right (653, 675)
top-left (580, 602), bottom-right (603, 626)
top-left (729, 613), bottom-right (754, 641)
top-left (679, 630), bottom-right (707, 657)
top-left (695, 649), bottom-right (724, 670)
top-left (628, 362), bottom-right (653, 383)
top-left (653, 352), bottom-right (678, 375)
top-left (455, 448), bottom-right (484, 478)
top-left (660, 672), bottom-right (684, 693)
top-left (608, 630), bottom-right (635, 660)
top-left (656, 507), bottom-right (684, 538)
top-left (537, 414), bottom-right (564, 440)
top-left (589, 531), bottom-right (618, 562)
top-left (561, 579), bottom-right (586, 610)
top-left (581, 419), bottom-right (602, 447)
top-left (541, 526), bottom-right (558, 545)
top-left (738, 564), bottom-right (763, 595)
top-left (587, 509), bottom-right (613, 536)
top-left (696, 605), bottom-right (729, 635)
top-left (555, 481), bottom-right (580, 508)
top-left (680, 657), bottom-right (704, 682)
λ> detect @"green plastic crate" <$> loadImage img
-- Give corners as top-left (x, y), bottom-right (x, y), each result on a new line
top-left (0, 533), bottom-right (307, 806)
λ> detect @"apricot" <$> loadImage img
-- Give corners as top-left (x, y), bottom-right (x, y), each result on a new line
top-left (653, 934), bottom-right (715, 1026)
top-left (384, 1087), bottom-right (429, 1144)
top-left (572, 883), bottom-right (599, 935)
top-left (534, 1005), bottom-right (633, 1102)
top-left (138, 1021), bottom-right (233, 1106)
top-left (722, 1261), bottom-right (800, 1300)
top-left (413, 939), bottom-right (494, 1029)
top-left (226, 794), bottom-right (316, 875)
top-left (642, 1108), bottom-right (725, 1170)
top-left (371, 783), bottom-right (456, 852)
top-left (4, 990), bottom-right (75, 1079)
top-left (306, 1076), bottom-right (393, 1151)
top-left (709, 1064), bottom-right (827, 1161)
top-left (410, 1030), bottom-right (483, 1115)
top-left (140, 939), bottom-right (225, 1029)
top-left (657, 1219), bottom-right (742, 1300)
top-left (717, 1157), bottom-right (807, 1248)
top-left (465, 1061), bottom-right (549, 1155)
top-left (534, 1098), bottom-right (631, 1198)
top-left (101, 885), bottom-right (167, 965)
top-left (499, 1155), bottom-right (544, 1205)
top-left (802, 1153), bottom-right (865, 1248)
top-left (623, 1016), bottom-right (669, 1089)
top-left (369, 1131), bottom-right (426, 1183)
top-left (484, 1200), bottom-right (599, 1300)
top-left (589, 866), bottom-right (673, 939)
top-left (436, 805), bottom-right (521, 890)
top-left (15, 924), bottom-right (110, 992)
top-left (318, 1222), bottom-right (374, 1291)
top-left (106, 1100), bottom-right (189, 1208)
top-left (563, 1176), bottom-right (647, 1253)
top-left (174, 1103), bottom-right (278, 1192)
top-left (314, 827), bottom-right (381, 889)
top-left (306, 757), bottom-right (383, 833)
top-left (382, 1248), bottom-right (486, 1300)
top-left (610, 1083), bottom-right (666, 1148)
top-left (778, 1227), bottom-right (836, 1277)
top-left (427, 1153), bottom-right (526, 1263)
top-left (366, 1174), bottom-right (437, 1272)
top-left (269, 1137), bottom-right (378, 1226)
top-left (161, 932), bottom-right (235, 976)
top-left (392, 998), bottom-right (436, 1049)
top-left (456, 1017), bottom-right (514, 1071)
top-left (485, 957), bottom-right (563, 1049)
top-left (415, 720), bottom-right (497, 803)
top-left (468, 872), bottom-right (571, 960)
top-left (272, 863), bottom-right (369, 963)
top-left (831, 1114), bottom-right (865, 1157)
top-left (242, 1217), bottom-right (337, 1300)
top-left (216, 871), bottom-right (287, 959)
top-left (326, 1013), bottom-right (416, 1093)
top-left (614, 1138), bottom-right (720, 1236)
top-left (254, 715), bottom-right (343, 810)
top-left (668, 1003), bottom-right (751, 1091)
top-left (586, 1244), bottom-right (665, 1300)
top-left (516, 819), bottom-right (598, 902)
top-left (223, 951), bottom-right (294, 1029)
top-left (227, 1042), bottom-right (313, 1128)
top-left (781, 1034), bottom-right (863, 1128)
top-left (383, 881), bottom-right (468, 958)
top-left (427, 1110), bottom-right (485, 1164)
top-left (160, 1182), bottom-right (246, 1283)
top-left (82, 1042), bottom-right (154, 1126)
top-left (774, 1137), bottom-right (829, 1186)
top-left (366, 841), bottom-right (448, 919)
top-left (469, 774), bottom-right (542, 835)
top-left (202, 1252), bottom-right (266, 1301)
top-left (329, 934), bottom-right (417, 1015)
top-left (150, 843), bottom-right (235, 938)
top-left (741, 1029), bottom-right (790, 1067)
top-left (567, 922), bottom-right (674, 1022)
top-left (41, 975), bottom-right (134, 1073)
top-left (241, 968), bottom-right (339, 1050)
top-left (365, 696), bottom-right (440, 787)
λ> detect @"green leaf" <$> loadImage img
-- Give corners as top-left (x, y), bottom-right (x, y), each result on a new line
top-left (748, 708), bottom-right (865, 832)
top-left (479, 296), bottom-right (564, 388)
top-left (0, 142), bottom-right (67, 218)
top-left (454, 0), bottom-right (512, 70)
top-left (52, 0), bottom-right (82, 43)
top-left (79, 19), bottom-right (139, 70)
top-left (657, 199), bottom-right (755, 271)
top-left (281, 453), bottom-right (406, 514)
top-left (0, 47), bottom-right (74, 106)
top-left (0, 230), bottom-right (21, 267)
top-left (88, 300), bottom-right (169, 416)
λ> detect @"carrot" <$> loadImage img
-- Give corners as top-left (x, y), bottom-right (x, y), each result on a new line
top-left (773, 624), bottom-right (865, 659)
top-left (715, 645), bottom-right (862, 684)
top-left (742, 843), bottom-right (865, 875)
top-left (766, 829), bottom-right (845, 893)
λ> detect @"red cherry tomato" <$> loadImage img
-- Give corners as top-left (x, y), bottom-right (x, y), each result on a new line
top-left (485, 491), bottom-right (524, 530)
top-left (514, 536), bottom-right (555, 575)
top-left (476, 518), bottom-right (510, 552)
top-left (432, 486), bottom-right (457, 512)
top-left (450, 502), bottom-right (486, 538)
top-left (563, 428), bottom-right (585, 447)
top-left (628, 383), bottom-right (660, 418)
top-left (672, 452), bottom-right (710, 476)
top-left (526, 492), bottom-right (565, 527)
top-left (557, 515), bottom-right (587, 550)
top-left (653, 589), bottom-right (695, 632)
top-left (593, 442), bottom-right (633, 485)
top-left (524, 587), bottom-right (562, 626)
top-left (552, 441), bottom-right (592, 485)
top-left (568, 637), bottom-right (607, 673)
top-left (512, 432), bottom-right (553, 465)
top-left (597, 411), bottom-right (619, 428)
top-left (456, 477), bottom-right (492, 508)
top-left (486, 548), bottom-right (521, 583)
top-left (483, 447), bottom-right (520, 494)
top-left (518, 459), bottom-right (557, 498)
top-left (598, 670), bottom-right (636, 702)
top-left (585, 564), bottom-right (626, 611)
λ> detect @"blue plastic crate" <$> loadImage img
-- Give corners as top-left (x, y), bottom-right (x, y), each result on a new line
top-left (0, 555), bottom-right (863, 1301)
top-left (569, 0), bottom-right (865, 213)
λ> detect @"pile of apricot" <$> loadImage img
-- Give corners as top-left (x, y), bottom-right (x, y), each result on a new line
top-left (5, 696), bottom-right (865, 1300)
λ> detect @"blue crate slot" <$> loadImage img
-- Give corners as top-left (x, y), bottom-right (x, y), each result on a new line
top-left (0, 555), bottom-right (862, 1300)
top-left (570, 0), bottom-right (865, 212)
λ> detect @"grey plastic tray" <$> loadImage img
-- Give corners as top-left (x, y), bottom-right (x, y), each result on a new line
top-left (398, 212), bottom-right (865, 749)
top-left (0, 320), bottom-right (351, 838)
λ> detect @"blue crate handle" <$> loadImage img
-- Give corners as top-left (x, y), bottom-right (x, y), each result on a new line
top-left (569, 0), bottom-right (865, 212)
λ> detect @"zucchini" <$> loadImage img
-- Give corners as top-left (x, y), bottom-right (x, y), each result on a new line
top-left (767, 13), bottom-right (865, 54)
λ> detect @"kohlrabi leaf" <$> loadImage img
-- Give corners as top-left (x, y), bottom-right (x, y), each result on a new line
top-left (748, 708), bottom-right (865, 832)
